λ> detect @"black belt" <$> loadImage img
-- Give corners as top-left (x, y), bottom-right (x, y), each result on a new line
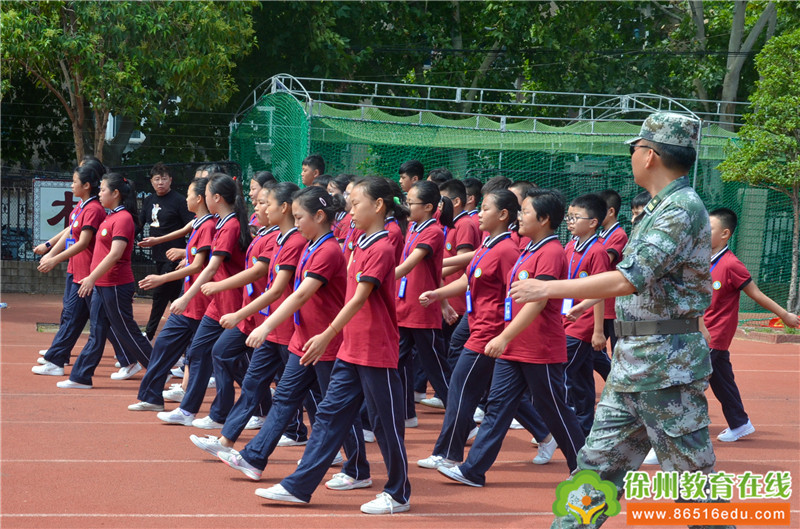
top-left (614, 318), bottom-right (699, 337)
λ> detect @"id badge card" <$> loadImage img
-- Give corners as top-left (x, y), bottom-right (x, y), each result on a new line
top-left (398, 276), bottom-right (407, 299)
top-left (65, 237), bottom-right (76, 249)
top-left (246, 283), bottom-right (254, 297)
top-left (465, 290), bottom-right (473, 314)
top-left (504, 297), bottom-right (513, 322)
top-left (561, 298), bottom-right (574, 315)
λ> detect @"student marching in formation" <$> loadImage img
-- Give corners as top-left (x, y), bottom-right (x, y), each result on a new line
top-left (129, 177), bottom-right (216, 411)
top-left (57, 173), bottom-right (152, 389)
top-left (417, 189), bottom-right (548, 469)
top-left (33, 161), bottom-right (128, 377)
top-left (256, 176), bottom-right (411, 515)
top-left (216, 186), bottom-right (367, 486)
top-left (438, 188), bottom-right (586, 487)
top-left (157, 173), bottom-right (250, 425)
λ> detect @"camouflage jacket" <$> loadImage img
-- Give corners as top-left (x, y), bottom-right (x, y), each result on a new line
top-left (609, 176), bottom-right (712, 392)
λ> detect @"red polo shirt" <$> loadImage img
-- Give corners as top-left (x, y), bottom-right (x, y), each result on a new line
top-left (263, 228), bottom-right (306, 345)
top-left (503, 236), bottom-right (568, 363)
top-left (338, 231), bottom-right (399, 369)
top-left (397, 218), bottom-right (445, 329)
top-left (288, 233), bottom-right (346, 362)
top-left (92, 206), bottom-right (135, 286)
top-left (704, 247), bottom-right (752, 351)
top-left (183, 214), bottom-right (216, 320)
top-left (598, 223), bottom-right (629, 319)
top-left (464, 233), bottom-right (520, 354)
top-left (563, 235), bottom-right (608, 342)
top-left (236, 225), bottom-right (279, 335)
top-left (67, 196), bottom-right (106, 282)
top-left (205, 214), bottom-right (246, 322)
top-left (443, 212), bottom-right (481, 315)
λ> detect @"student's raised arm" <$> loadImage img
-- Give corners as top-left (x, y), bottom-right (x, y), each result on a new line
top-left (742, 282), bottom-right (800, 329)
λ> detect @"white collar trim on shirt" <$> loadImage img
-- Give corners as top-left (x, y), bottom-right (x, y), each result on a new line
top-left (215, 212), bottom-right (236, 229)
top-left (192, 213), bottom-right (214, 229)
top-left (482, 231), bottom-right (511, 249)
top-left (711, 245), bottom-right (729, 264)
top-left (276, 226), bottom-right (299, 245)
top-left (599, 222), bottom-right (620, 239)
top-left (413, 217), bottom-right (436, 233)
top-left (357, 230), bottom-right (389, 249)
top-left (573, 234), bottom-right (598, 253)
top-left (525, 234), bottom-right (559, 253)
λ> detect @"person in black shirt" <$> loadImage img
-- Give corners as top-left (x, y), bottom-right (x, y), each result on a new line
top-left (139, 162), bottom-right (194, 340)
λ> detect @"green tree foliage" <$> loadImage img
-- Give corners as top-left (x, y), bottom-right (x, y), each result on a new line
top-left (1, 0), bottom-right (256, 165)
top-left (718, 28), bottom-right (800, 311)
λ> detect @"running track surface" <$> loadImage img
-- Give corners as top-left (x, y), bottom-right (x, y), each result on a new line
top-left (1, 293), bottom-right (798, 529)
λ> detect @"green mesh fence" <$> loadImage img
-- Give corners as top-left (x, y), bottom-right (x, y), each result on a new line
top-left (230, 91), bottom-right (796, 315)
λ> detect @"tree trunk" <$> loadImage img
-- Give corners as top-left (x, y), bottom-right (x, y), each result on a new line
top-left (719, 1), bottom-right (776, 130)
top-left (688, 0), bottom-right (711, 111)
top-left (460, 41), bottom-right (501, 114)
top-left (103, 115), bottom-right (137, 167)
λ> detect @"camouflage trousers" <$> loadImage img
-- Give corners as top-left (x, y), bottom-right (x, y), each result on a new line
top-left (551, 380), bottom-right (734, 529)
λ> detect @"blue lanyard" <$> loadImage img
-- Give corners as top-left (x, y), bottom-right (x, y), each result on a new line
top-left (342, 221), bottom-right (356, 254)
top-left (508, 252), bottom-right (535, 292)
top-left (600, 224), bottom-right (620, 245)
top-left (293, 232), bottom-right (334, 324)
top-left (294, 232), bottom-right (335, 291)
top-left (268, 229), bottom-right (297, 287)
top-left (467, 233), bottom-right (510, 289)
top-left (402, 218), bottom-right (434, 261)
top-left (710, 247), bottom-right (727, 274)
top-left (568, 238), bottom-right (597, 280)
top-left (246, 230), bottom-right (267, 270)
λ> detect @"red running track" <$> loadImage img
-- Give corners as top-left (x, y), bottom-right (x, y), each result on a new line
top-left (1, 293), bottom-right (798, 528)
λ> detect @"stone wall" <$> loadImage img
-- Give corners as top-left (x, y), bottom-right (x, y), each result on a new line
top-left (1, 261), bottom-right (156, 295)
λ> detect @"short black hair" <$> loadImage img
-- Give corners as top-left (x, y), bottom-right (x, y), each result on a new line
top-left (631, 190), bottom-right (651, 209)
top-left (709, 207), bottom-right (738, 235)
top-left (526, 188), bottom-right (566, 231)
top-left (302, 154), bottom-right (325, 174)
top-left (313, 173), bottom-right (332, 188)
top-left (570, 193), bottom-right (607, 223)
top-left (329, 173), bottom-right (354, 193)
top-left (438, 178), bottom-right (467, 206)
top-left (399, 160), bottom-right (425, 180)
top-left (651, 141), bottom-right (696, 173)
top-left (149, 162), bottom-right (170, 179)
top-left (598, 189), bottom-right (622, 216)
top-left (462, 177), bottom-right (482, 205)
top-left (481, 175), bottom-right (512, 195)
top-left (509, 180), bottom-right (535, 195)
top-left (427, 167), bottom-right (453, 185)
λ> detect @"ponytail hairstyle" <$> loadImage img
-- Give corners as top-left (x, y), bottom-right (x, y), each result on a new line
top-left (253, 171), bottom-right (276, 188)
top-left (75, 161), bottom-right (106, 197)
top-left (292, 186), bottom-right (346, 225)
top-left (487, 189), bottom-right (519, 228)
top-left (354, 176), bottom-right (410, 236)
top-left (412, 180), bottom-right (453, 229)
top-left (208, 172), bottom-right (251, 251)
top-left (103, 172), bottom-right (139, 225)
top-left (270, 181), bottom-right (301, 209)
top-left (191, 177), bottom-right (209, 201)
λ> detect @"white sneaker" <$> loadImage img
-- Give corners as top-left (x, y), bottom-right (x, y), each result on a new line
top-left (192, 416), bottom-right (223, 430)
top-left (439, 465), bottom-right (482, 487)
top-left (360, 492), bottom-right (410, 514)
top-left (325, 472), bottom-right (373, 490)
top-left (509, 419), bottom-right (524, 430)
top-left (32, 362), bottom-right (64, 376)
top-left (207, 377), bottom-right (216, 389)
top-left (190, 434), bottom-right (232, 456)
top-left (110, 363), bottom-right (142, 380)
top-left (244, 415), bottom-right (265, 430)
top-left (277, 434), bottom-right (307, 447)
top-left (115, 361), bottom-right (121, 368)
top-left (467, 426), bottom-right (479, 442)
top-left (420, 397), bottom-right (444, 409)
top-left (56, 379), bottom-right (92, 389)
top-left (162, 384), bottom-right (185, 402)
top-left (218, 450), bottom-right (262, 481)
top-left (39, 349), bottom-right (47, 356)
top-left (170, 367), bottom-right (184, 378)
top-left (642, 447), bottom-right (659, 465)
top-left (473, 407), bottom-right (485, 423)
top-left (157, 408), bottom-right (195, 426)
top-left (533, 436), bottom-right (557, 464)
top-left (255, 484), bottom-right (307, 503)
top-left (38, 355), bottom-right (69, 366)
top-left (717, 419), bottom-right (755, 442)
top-left (363, 430), bottom-right (376, 443)
top-left (405, 416), bottom-right (418, 428)
top-left (417, 455), bottom-right (455, 469)
top-left (413, 391), bottom-right (425, 403)
top-left (128, 401), bottom-right (164, 411)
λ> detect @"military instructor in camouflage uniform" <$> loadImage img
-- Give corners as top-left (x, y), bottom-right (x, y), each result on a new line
top-left (511, 112), bottom-right (732, 529)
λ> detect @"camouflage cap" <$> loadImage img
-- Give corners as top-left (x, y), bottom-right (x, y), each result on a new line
top-left (626, 112), bottom-right (700, 149)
